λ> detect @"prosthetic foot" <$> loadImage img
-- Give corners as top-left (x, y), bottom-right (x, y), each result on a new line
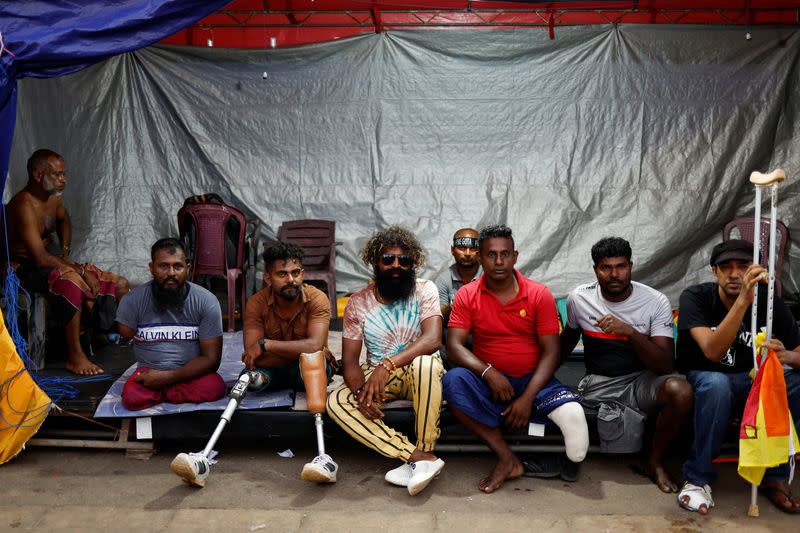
top-left (170, 371), bottom-right (255, 488)
top-left (299, 350), bottom-right (338, 483)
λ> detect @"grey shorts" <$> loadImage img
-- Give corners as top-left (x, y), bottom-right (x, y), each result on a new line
top-left (578, 370), bottom-right (685, 416)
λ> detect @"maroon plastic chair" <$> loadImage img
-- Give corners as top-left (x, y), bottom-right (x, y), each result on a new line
top-left (277, 220), bottom-right (338, 318)
top-left (723, 216), bottom-right (789, 298)
top-left (178, 203), bottom-right (248, 332)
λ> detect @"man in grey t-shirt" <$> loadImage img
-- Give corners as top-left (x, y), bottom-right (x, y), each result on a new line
top-left (434, 228), bottom-right (481, 362)
top-left (434, 228), bottom-right (481, 323)
top-left (116, 238), bottom-right (225, 411)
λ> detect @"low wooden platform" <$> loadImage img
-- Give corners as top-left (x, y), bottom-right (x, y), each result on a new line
top-left (28, 412), bottom-right (155, 460)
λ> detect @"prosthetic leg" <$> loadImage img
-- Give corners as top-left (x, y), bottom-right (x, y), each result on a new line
top-left (170, 371), bottom-right (256, 488)
top-left (746, 168), bottom-right (787, 517)
top-left (299, 350), bottom-right (338, 483)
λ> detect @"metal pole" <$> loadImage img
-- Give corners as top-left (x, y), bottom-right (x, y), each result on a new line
top-left (314, 413), bottom-right (326, 456)
top-left (766, 184), bottom-right (779, 344)
top-left (201, 372), bottom-right (252, 458)
top-left (202, 397), bottom-right (238, 457)
top-left (751, 187), bottom-right (762, 370)
top-left (746, 169), bottom-right (787, 517)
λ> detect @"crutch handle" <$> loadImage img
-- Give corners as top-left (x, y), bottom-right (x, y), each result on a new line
top-left (749, 169), bottom-right (785, 186)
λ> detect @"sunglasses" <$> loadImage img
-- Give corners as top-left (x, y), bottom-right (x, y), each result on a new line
top-left (380, 254), bottom-right (413, 268)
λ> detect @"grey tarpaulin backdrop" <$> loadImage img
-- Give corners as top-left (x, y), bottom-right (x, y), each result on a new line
top-left (6, 25), bottom-right (800, 303)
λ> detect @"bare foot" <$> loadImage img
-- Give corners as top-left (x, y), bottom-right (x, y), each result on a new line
top-left (760, 481), bottom-right (800, 513)
top-left (478, 456), bottom-right (524, 494)
top-left (646, 461), bottom-right (678, 493)
top-left (66, 352), bottom-right (104, 375)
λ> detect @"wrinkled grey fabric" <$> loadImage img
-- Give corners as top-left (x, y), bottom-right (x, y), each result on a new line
top-left (7, 26), bottom-right (800, 303)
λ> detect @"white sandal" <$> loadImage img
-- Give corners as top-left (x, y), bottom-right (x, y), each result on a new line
top-left (678, 481), bottom-right (714, 513)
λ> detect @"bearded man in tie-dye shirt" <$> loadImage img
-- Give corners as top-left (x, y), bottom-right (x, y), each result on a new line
top-left (327, 225), bottom-right (446, 496)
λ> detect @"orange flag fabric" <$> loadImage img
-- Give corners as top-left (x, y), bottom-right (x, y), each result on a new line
top-left (738, 347), bottom-right (799, 485)
top-left (0, 312), bottom-right (51, 464)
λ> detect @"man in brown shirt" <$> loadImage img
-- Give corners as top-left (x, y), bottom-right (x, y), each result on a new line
top-left (241, 242), bottom-right (338, 483)
top-left (241, 242), bottom-right (333, 391)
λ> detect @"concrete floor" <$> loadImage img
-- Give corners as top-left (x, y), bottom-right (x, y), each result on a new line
top-left (0, 442), bottom-right (796, 532)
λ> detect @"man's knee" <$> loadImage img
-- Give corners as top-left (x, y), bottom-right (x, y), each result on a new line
top-left (121, 391), bottom-right (158, 411)
top-left (121, 376), bottom-right (162, 411)
top-left (442, 367), bottom-right (472, 397)
top-left (692, 372), bottom-right (731, 401)
top-left (326, 386), bottom-right (349, 415)
top-left (411, 353), bottom-right (445, 378)
top-left (660, 376), bottom-right (693, 410)
top-left (116, 276), bottom-right (130, 298)
top-left (59, 270), bottom-right (85, 288)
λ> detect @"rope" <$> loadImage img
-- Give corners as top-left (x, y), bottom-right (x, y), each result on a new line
top-left (56, 407), bottom-right (122, 435)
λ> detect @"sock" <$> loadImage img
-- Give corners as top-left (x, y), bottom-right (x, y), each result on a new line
top-left (547, 402), bottom-right (589, 463)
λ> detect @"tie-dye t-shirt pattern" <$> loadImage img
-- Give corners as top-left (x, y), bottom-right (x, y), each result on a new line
top-left (343, 279), bottom-right (442, 364)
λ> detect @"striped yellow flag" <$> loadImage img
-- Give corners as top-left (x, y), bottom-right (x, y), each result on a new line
top-left (738, 347), bottom-right (799, 485)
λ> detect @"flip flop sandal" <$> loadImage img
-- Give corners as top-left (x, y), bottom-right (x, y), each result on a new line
top-left (560, 459), bottom-right (581, 483)
top-left (759, 484), bottom-right (800, 514)
top-left (521, 455), bottom-right (562, 478)
top-left (677, 482), bottom-right (714, 513)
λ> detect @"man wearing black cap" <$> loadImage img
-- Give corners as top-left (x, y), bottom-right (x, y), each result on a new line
top-left (676, 239), bottom-right (800, 515)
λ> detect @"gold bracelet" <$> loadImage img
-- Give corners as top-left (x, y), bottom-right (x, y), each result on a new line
top-left (385, 357), bottom-right (398, 371)
top-left (378, 361), bottom-right (393, 374)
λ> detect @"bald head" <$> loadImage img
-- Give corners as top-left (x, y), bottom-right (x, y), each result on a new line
top-left (453, 228), bottom-right (478, 241)
top-left (27, 149), bottom-right (63, 181)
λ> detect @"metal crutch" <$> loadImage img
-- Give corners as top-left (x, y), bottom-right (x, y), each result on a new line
top-left (747, 168), bottom-right (786, 517)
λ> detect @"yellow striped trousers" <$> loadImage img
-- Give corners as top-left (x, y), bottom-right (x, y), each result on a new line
top-left (326, 354), bottom-right (444, 461)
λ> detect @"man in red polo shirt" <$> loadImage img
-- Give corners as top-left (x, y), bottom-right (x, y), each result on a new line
top-left (442, 224), bottom-right (588, 493)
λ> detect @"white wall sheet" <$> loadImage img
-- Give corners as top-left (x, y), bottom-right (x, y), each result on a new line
top-left (8, 26), bottom-right (800, 303)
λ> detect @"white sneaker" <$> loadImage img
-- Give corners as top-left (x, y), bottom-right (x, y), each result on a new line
top-left (407, 458), bottom-right (445, 496)
top-left (170, 452), bottom-right (210, 488)
top-left (385, 463), bottom-right (414, 487)
top-left (301, 453), bottom-right (338, 483)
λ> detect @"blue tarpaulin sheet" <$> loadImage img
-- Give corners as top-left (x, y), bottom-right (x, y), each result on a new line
top-left (0, 0), bottom-right (231, 191)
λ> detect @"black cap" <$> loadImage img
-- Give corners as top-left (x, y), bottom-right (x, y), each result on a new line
top-left (710, 239), bottom-right (754, 266)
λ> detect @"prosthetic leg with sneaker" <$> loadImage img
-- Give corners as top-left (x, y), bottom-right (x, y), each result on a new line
top-left (299, 350), bottom-right (338, 483)
top-left (170, 371), bottom-right (256, 488)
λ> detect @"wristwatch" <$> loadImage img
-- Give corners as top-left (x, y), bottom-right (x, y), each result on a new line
top-left (258, 337), bottom-right (268, 353)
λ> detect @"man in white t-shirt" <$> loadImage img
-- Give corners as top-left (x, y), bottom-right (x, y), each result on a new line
top-left (561, 237), bottom-right (692, 493)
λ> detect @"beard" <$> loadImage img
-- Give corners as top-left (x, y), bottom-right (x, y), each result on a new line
top-left (277, 283), bottom-right (301, 301)
top-left (152, 278), bottom-right (188, 312)
top-left (374, 264), bottom-right (416, 302)
top-left (43, 175), bottom-right (63, 196)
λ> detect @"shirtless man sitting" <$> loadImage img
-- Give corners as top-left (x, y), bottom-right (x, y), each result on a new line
top-left (4, 149), bottom-right (129, 374)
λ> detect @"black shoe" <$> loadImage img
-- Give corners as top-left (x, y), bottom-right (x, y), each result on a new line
top-left (521, 454), bottom-right (562, 478)
top-left (560, 458), bottom-right (581, 482)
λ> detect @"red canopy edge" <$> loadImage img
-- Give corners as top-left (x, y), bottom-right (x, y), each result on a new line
top-left (161, 1), bottom-right (800, 48)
